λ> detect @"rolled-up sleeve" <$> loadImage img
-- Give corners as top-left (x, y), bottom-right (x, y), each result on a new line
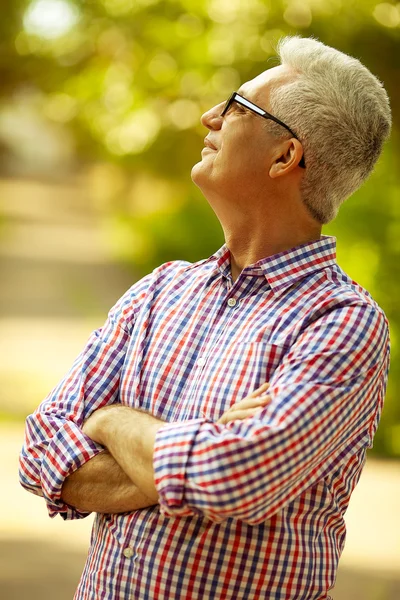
top-left (19, 288), bottom-right (136, 520)
top-left (154, 302), bottom-right (390, 525)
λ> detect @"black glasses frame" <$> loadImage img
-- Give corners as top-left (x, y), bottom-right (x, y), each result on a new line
top-left (221, 92), bottom-right (306, 168)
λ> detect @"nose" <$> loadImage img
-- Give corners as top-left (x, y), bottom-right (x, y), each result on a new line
top-left (201, 101), bottom-right (225, 130)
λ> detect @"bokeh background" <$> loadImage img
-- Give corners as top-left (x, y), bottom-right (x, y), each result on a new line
top-left (0, 0), bottom-right (399, 598)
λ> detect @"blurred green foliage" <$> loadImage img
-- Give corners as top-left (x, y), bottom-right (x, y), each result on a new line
top-left (1, 0), bottom-right (400, 457)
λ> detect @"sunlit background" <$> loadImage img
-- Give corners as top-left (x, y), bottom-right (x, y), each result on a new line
top-left (0, 1), bottom-right (399, 598)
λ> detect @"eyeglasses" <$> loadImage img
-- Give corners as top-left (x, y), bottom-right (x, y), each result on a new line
top-left (221, 92), bottom-right (306, 169)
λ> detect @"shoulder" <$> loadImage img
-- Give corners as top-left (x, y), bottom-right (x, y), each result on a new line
top-left (292, 261), bottom-right (386, 320)
top-left (300, 264), bottom-right (389, 360)
top-left (108, 255), bottom-right (215, 330)
top-left (274, 262), bottom-right (389, 359)
top-left (318, 263), bottom-right (387, 324)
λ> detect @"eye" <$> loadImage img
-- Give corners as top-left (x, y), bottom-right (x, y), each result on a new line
top-left (229, 102), bottom-right (245, 115)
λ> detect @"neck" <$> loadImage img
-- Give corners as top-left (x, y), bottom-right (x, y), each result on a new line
top-left (203, 181), bottom-right (322, 282)
top-left (221, 211), bottom-right (322, 283)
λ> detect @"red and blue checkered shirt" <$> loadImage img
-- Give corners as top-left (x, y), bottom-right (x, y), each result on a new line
top-left (20, 235), bottom-right (389, 599)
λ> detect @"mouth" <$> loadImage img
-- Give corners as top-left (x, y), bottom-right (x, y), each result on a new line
top-left (204, 137), bottom-right (217, 150)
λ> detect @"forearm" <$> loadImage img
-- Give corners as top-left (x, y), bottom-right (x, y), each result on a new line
top-left (61, 451), bottom-right (158, 513)
top-left (80, 388), bottom-right (272, 511)
top-left (105, 410), bottom-right (163, 503)
top-left (83, 405), bottom-right (165, 504)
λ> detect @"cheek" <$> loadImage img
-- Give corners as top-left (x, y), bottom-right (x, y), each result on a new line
top-left (219, 143), bottom-right (262, 180)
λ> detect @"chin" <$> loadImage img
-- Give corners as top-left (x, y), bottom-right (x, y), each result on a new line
top-left (191, 159), bottom-right (208, 188)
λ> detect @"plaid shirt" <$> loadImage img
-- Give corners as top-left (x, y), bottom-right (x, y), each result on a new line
top-left (20, 235), bottom-right (389, 600)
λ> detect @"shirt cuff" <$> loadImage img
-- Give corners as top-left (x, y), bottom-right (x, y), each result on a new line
top-left (41, 419), bottom-right (104, 520)
top-left (154, 418), bottom-right (206, 518)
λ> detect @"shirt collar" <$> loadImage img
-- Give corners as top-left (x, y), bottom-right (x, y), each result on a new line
top-left (191, 235), bottom-right (337, 295)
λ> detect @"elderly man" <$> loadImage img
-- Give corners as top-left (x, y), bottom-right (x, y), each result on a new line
top-left (20, 36), bottom-right (391, 599)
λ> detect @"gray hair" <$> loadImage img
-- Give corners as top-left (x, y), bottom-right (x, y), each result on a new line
top-left (268, 36), bottom-right (392, 224)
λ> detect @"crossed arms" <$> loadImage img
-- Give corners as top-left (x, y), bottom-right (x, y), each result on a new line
top-left (61, 384), bottom-right (271, 514)
top-left (19, 280), bottom-right (389, 524)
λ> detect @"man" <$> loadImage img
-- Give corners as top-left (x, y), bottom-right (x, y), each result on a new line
top-left (20, 36), bottom-right (391, 599)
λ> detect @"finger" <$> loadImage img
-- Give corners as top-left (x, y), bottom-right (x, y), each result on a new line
top-left (217, 409), bottom-right (251, 424)
top-left (218, 390), bottom-right (272, 424)
top-left (234, 394), bottom-right (271, 410)
top-left (249, 382), bottom-right (270, 398)
top-left (218, 406), bottom-right (268, 424)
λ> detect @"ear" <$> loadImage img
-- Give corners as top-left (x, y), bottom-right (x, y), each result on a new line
top-left (269, 138), bottom-right (304, 179)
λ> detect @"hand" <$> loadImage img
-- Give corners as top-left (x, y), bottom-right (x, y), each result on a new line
top-left (80, 405), bottom-right (163, 502)
top-left (82, 404), bottom-right (165, 446)
top-left (217, 382), bottom-right (271, 424)
top-left (82, 404), bottom-right (121, 445)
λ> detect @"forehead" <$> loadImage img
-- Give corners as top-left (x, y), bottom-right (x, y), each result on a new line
top-left (238, 65), bottom-right (294, 107)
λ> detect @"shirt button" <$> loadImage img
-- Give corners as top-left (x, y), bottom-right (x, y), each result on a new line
top-left (123, 547), bottom-right (134, 558)
top-left (197, 357), bottom-right (206, 367)
top-left (227, 298), bottom-right (237, 307)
